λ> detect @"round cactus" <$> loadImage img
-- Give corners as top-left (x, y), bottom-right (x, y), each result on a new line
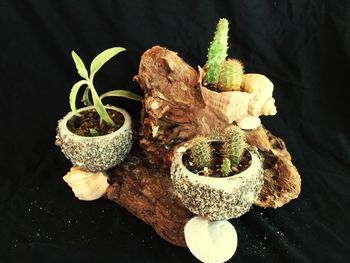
top-left (221, 157), bottom-right (232, 177)
top-left (217, 59), bottom-right (244, 91)
top-left (190, 136), bottom-right (213, 170)
top-left (223, 126), bottom-right (245, 167)
top-left (206, 18), bottom-right (229, 85)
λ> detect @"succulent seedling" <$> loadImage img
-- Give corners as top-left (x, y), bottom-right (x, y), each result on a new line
top-left (221, 157), bottom-right (232, 177)
top-left (205, 18), bottom-right (246, 92)
top-left (190, 136), bottom-right (213, 170)
top-left (206, 18), bottom-right (229, 85)
top-left (70, 47), bottom-right (142, 127)
top-left (223, 126), bottom-right (245, 167)
top-left (217, 59), bottom-right (244, 91)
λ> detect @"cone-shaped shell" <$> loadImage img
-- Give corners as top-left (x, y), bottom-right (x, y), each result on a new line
top-left (56, 106), bottom-right (133, 172)
top-left (63, 167), bottom-right (109, 201)
top-left (200, 67), bottom-right (251, 124)
top-left (184, 216), bottom-right (238, 263)
top-left (199, 68), bottom-right (277, 128)
top-left (171, 140), bottom-right (263, 220)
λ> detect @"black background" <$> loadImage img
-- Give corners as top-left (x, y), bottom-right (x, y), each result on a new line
top-left (1, 0), bottom-right (349, 262)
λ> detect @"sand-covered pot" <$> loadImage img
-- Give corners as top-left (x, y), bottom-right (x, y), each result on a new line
top-left (171, 141), bottom-right (264, 220)
top-left (56, 106), bottom-right (133, 172)
top-left (199, 67), bottom-right (277, 129)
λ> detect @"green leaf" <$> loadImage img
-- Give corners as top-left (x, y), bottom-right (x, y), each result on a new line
top-left (82, 87), bottom-right (92, 106)
top-left (89, 128), bottom-right (98, 136)
top-left (100, 89), bottom-right (142, 101)
top-left (71, 51), bottom-right (89, 79)
top-left (90, 88), bottom-right (116, 127)
top-left (90, 47), bottom-right (126, 79)
top-left (69, 80), bottom-right (88, 116)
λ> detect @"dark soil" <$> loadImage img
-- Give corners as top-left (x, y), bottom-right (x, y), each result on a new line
top-left (67, 109), bottom-right (124, 136)
top-left (183, 141), bottom-right (251, 177)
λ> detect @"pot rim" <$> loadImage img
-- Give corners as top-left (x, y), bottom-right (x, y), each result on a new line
top-left (172, 140), bottom-right (261, 191)
top-left (58, 105), bottom-right (131, 139)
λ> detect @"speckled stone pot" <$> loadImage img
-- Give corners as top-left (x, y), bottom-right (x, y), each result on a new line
top-left (56, 106), bottom-right (133, 172)
top-left (171, 142), bottom-right (263, 220)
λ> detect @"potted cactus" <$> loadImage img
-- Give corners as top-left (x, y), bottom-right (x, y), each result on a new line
top-left (56, 47), bottom-right (142, 172)
top-left (170, 125), bottom-right (263, 220)
top-left (200, 18), bottom-right (277, 129)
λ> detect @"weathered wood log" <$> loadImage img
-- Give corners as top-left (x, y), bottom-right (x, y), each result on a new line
top-left (104, 45), bottom-right (301, 248)
top-left (134, 45), bottom-right (301, 208)
top-left (104, 123), bottom-right (301, 247)
top-left (105, 151), bottom-right (193, 247)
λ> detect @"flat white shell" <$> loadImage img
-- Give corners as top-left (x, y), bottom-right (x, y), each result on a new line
top-left (184, 216), bottom-right (238, 263)
top-left (236, 115), bottom-right (261, 130)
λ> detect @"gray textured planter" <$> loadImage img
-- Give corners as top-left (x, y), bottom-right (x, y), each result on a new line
top-left (56, 106), bottom-right (132, 172)
top-left (171, 141), bottom-right (264, 220)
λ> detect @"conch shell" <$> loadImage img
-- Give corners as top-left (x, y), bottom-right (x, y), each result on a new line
top-left (243, 74), bottom-right (277, 116)
top-left (63, 167), bottom-right (109, 201)
top-left (199, 68), bottom-right (277, 130)
top-left (184, 216), bottom-right (238, 263)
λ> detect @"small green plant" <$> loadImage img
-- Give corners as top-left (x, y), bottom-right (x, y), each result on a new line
top-left (205, 18), bottom-right (246, 92)
top-left (190, 136), bottom-right (213, 170)
top-left (189, 126), bottom-right (245, 176)
top-left (70, 47), bottom-right (142, 127)
top-left (217, 59), bottom-right (244, 92)
top-left (223, 126), bottom-right (245, 167)
top-left (206, 18), bottom-right (229, 85)
top-left (221, 157), bottom-right (232, 177)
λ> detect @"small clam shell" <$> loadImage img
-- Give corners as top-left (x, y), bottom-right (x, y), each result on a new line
top-left (236, 115), bottom-right (261, 130)
top-left (63, 167), bottom-right (109, 201)
top-left (184, 216), bottom-right (238, 263)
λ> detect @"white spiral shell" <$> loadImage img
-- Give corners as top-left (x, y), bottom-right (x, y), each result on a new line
top-left (63, 167), bottom-right (109, 201)
top-left (184, 216), bottom-right (238, 263)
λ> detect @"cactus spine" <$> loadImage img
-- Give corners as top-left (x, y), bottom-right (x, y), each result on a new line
top-left (217, 59), bottom-right (244, 91)
top-left (223, 126), bottom-right (245, 167)
top-left (190, 136), bottom-right (213, 170)
top-left (206, 18), bottom-right (229, 85)
top-left (221, 158), bottom-right (232, 177)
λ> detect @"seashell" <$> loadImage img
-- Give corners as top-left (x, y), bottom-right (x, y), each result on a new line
top-left (184, 216), bottom-right (238, 263)
top-left (243, 74), bottom-right (276, 117)
top-left (199, 69), bottom-right (276, 128)
top-left (242, 73), bottom-right (273, 94)
top-left (236, 115), bottom-right (261, 130)
top-left (63, 167), bottom-right (109, 201)
top-left (199, 67), bottom-right (252, 124)
top-left (261, 97), bottom-right (277, 116)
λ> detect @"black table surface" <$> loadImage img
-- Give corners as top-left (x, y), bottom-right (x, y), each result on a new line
top-left (1, 1), bottom-right (349, 262)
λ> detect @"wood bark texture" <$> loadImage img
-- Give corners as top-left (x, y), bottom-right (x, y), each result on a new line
top-left (105, 45), bottom-right (301, 247)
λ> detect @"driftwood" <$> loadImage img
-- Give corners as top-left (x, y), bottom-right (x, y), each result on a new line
top-left (104, 46), bottom-right (301, 246)
top-left (105, 152), bottom-right (192, 247)
top-left (134, 46), bottom-right (301, 208)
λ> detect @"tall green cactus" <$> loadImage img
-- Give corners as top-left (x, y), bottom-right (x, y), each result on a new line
top-left (223, 126), bottom-right (245, 167)
top-left (221, 157), bottom-right (232, 177)
top-left (206, 18), bottom-right (229, 84)
top-left (217, 59), bottom-right (244, 91)
top-left (190, 136), bottom-right (213, 170)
